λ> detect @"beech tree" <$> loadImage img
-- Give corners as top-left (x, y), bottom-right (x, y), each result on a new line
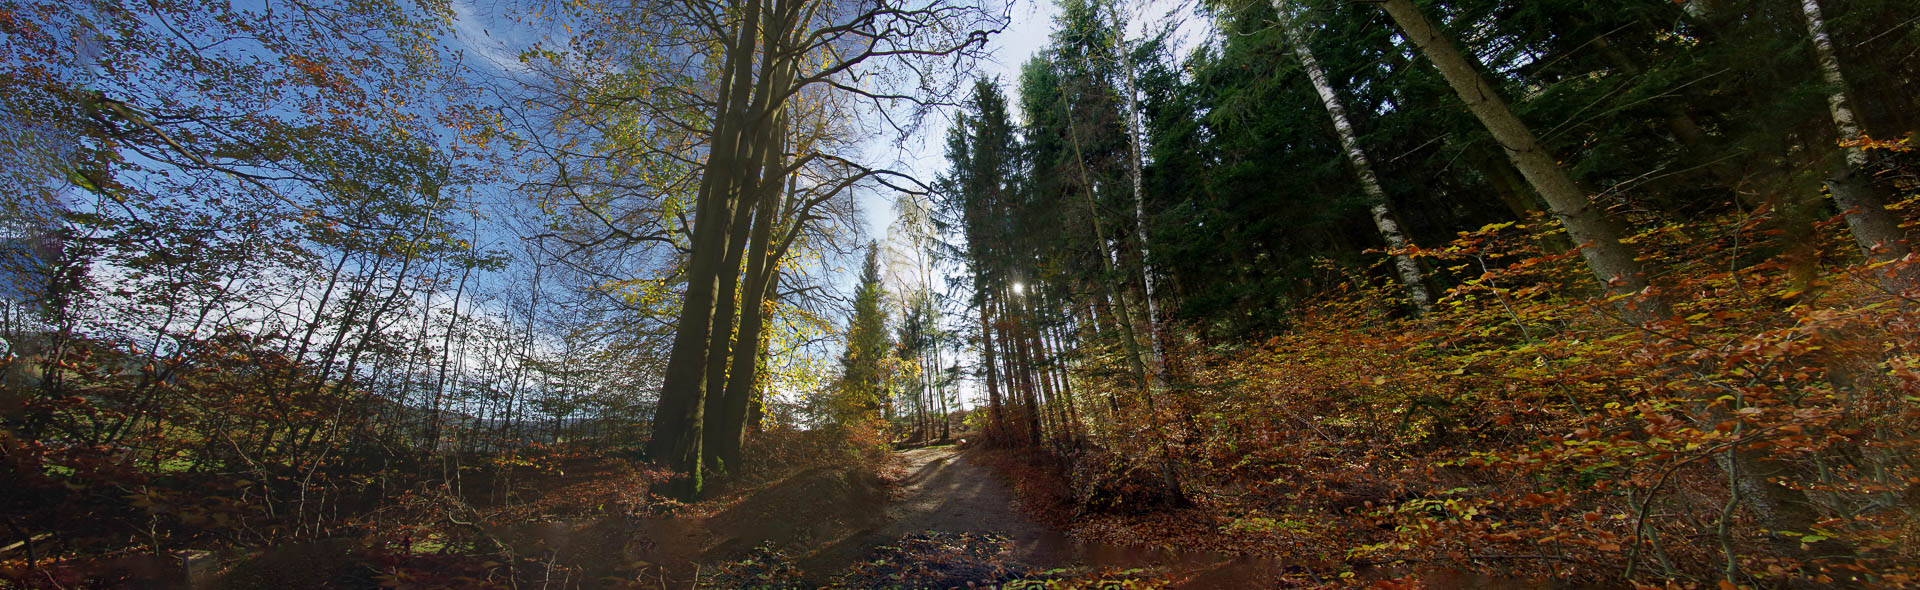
top-left (529, 0), bottom-right (1002, 497)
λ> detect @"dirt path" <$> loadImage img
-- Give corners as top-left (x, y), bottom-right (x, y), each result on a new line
top-left (797, 445), bottom-right (1065, 578)
top-left (760, 445), bottom-right (1307, 587)
top-left (878, 446), bottom-right (1058, 552)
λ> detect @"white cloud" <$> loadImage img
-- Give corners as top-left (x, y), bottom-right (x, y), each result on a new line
top-left (449, 0), bottom-right (534, 74)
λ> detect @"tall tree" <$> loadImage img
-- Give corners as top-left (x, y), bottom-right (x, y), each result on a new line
top-left (1018, 0), bottom-right (1186, 503)
top-left (1277, 1), bottom-right (1432, 312)
top-left (836, 243), bottom-right (891, 422)
top-left (1376, 0), bottom-right (1666, 323)
top-left (607, 0), bottom-right (996, 497)
top-left (937, 78), bottom-right (1022, 443)
top-left (1796, 0), bottom-right (1912, 287)
top-left (1110, 2), bottom-right (1175, 372)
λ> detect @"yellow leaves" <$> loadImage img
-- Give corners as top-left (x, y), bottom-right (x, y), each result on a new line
top-left (599, 275), bottom-right (675, 311)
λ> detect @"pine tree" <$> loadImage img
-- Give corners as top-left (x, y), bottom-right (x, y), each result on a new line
top-left (833, 242), bottom-right (891, 424)
top-left (937, 78), bottom-right (1022, 443)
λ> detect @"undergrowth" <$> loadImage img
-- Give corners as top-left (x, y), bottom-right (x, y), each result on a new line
top-left (992, 196), bottom-right (1920, 588)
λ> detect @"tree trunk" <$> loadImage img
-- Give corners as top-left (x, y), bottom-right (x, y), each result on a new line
top-left (999, 294), bottom-right (1043, 447)
top-left (1474, 147), bottom-right (1544, 221)
top-left (427, 255), bottom-right (474, 453)
top-left (1114, 6), bottom-right (1175, 378)
top-left (938, 359), bottom-right (951, 440)
top-left (702, 18), bottom-right (796, 472)
top-left (1280, 6), bottom-right (1432, 312)
top-left (1065, 106), bottom-right (1188, 506)
top-left (978, 291), bottom-right (1006, 444)
top-left (699, 187), bottom-right (756, 468)
top-left (1379, 0), bottom-right (1666, 323)
top-left (1044, 310), bottom-right (1078, 443)
top-left (709, 136), bottom-right (786, 472)
top-left (1798, 0), bottom-right (1913, 289)
top-left (648, 0), bottom-right (764, 499)
top-left (1024, 298), bottom-right (1059, 445)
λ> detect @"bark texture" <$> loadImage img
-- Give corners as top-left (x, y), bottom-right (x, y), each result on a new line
top-left (1280, 6), bottom-right (1433, 312)
top-left (1798, 0), bottom-right (1913, 290)
top-left (1380, 0), bottom-right (1666, 323)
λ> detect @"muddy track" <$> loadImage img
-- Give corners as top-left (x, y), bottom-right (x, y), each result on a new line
top-left (797, 446), bottom-right (1063, 579)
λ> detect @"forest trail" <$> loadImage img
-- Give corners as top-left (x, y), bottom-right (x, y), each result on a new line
top-left (813, 448), bottom-right (1518, 589)
top-left (796, 445), bottom-right (1065, 578)
top-left (876, 446), bottom-right (1058, 550)
top-left (804, 446), bottom-right (1318, 588)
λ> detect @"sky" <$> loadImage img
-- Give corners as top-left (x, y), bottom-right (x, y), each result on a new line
top-left (858, 0), bottom-right (1212, 247)
top-left (853, 0), bottom-right (1061, 210)
top-left (445, 0), bottom-right (1212, 247)
top-left (444, 0), bottom-right (1212, 409)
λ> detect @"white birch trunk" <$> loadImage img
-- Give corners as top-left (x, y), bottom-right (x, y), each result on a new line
top-left (1114, 4), bottom-right (1169, 384)
top-left (1280, 4), bottom-right (1433, 312)
top-left (1798, 0), bottom-right (1911, 269)
top-left (1380, 0), bottom-right (1666, 323)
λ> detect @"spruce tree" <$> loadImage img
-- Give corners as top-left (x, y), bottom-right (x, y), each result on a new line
top-left (834, 242), bottom-right (891, 424)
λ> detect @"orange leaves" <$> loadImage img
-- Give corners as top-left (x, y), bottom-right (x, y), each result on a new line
top-left (0, 7), bottom-right (39, 40)
top-left (284, 54), bottom-right (362, 97)
top-left (1838, 133), bottom-right (1913, 153)
top-left (1512, 491), bottom-right (1569, 509)
top-left (1042, 187), bottom-right (1920, 585)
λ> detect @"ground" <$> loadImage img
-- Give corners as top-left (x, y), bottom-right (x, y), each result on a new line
top-left (778, 445), bottom-right (1297, 588)
top-left (795, 445), bottom-right (1064, 578)
top-left (58, 442), bottom-right (1490, 587)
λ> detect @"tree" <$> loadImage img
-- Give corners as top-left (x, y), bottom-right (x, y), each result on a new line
top-left (937, 78), bottom-right (1022, 444)
top-left (1375, 0), bottom-right (1666, 323)
top-left (834, 243), bottom-right (891, 424)
top-left (887, 195), bottom-right (951, 441)
top-left (1277, 0), bottom-right (1432, 312)
top-left (541, 0), bottom-right (1002, 497)
top-left (1796, 0), bottom-right (1912, 288)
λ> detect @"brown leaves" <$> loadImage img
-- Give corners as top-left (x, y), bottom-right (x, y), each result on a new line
top-left (1030, 200), bottom-right (1920, 586)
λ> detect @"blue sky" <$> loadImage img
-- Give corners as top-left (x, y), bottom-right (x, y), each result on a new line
top-left (443, 0), bottom-right (1211, 408)
top-left (858, 0), bottom-right (1210, 247)
top-left (446, 0), bottom-right (1210, 246)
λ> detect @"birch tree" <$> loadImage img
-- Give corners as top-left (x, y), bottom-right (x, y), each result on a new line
top-left (1797, 0), bottom-right (1913, 289)
top-left (1377, 0), bottom-right (1665, 323)
top-left (1111, 2), bottom-right (1176, 373)
top-left (1278, 1), bottom-right (1431, 312)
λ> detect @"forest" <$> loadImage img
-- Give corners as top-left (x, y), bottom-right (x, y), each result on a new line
top-left (2, 0), bottom-right (1919, 587)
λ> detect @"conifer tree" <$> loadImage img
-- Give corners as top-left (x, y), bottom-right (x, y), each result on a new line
top-left (835, 243), bottom-right (892, 423)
